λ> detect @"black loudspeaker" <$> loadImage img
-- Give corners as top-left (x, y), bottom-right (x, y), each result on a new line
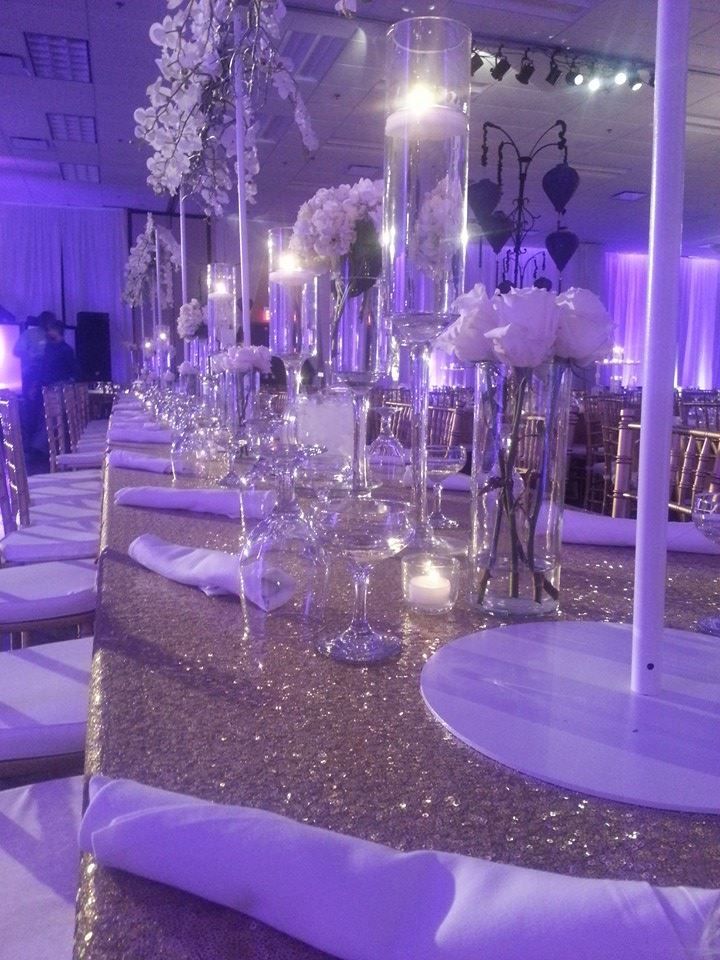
top-left (76, 312), bottom-right (112, 381)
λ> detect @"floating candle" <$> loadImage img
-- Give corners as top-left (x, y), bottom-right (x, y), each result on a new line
top-left (385, 103), bottom-right (467, 141)
top-left (268, 267), bottom-right (316, 286)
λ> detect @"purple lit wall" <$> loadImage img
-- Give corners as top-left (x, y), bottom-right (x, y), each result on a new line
top-left (604, 252), bottom-right (720, 388)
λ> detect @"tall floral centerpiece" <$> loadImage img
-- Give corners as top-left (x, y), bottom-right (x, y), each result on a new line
top-left (382, 17), bottom-right (471, 548)
top-left (439, 284), bottom-right (614, 615)
top-left (291, 177), bottom-right (387, 494)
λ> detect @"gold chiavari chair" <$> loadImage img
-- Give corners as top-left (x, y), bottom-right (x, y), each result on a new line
top-left (612, 419), bottom-right (720, 519)
top-left (43, 386), bottom-right (104, 471)
top-left (679, 401), bottom-right (720, 432)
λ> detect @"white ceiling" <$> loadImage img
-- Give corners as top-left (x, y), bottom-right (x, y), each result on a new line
top-left (0, 0), bottom-right (718, 254)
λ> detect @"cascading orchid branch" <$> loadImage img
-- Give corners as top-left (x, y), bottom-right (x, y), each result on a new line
top-left (134, 0), bottom-right (318, 215)
top-left (122, 214), bottom-right (182, 308)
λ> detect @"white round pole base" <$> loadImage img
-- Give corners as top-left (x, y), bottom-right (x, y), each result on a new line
top-left (420, 621), bottom-right (720, 813)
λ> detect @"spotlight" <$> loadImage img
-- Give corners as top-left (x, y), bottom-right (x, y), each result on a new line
top-left (470, 49), bottom-right (484, 75)
top-left (614, 70), bottom-right (627, 86)
top-left (628, 69), bottom-right (643, 91)
top-left (490, 48), bottom-right (511, 81)
top-left (546, 58), bottom-right (562, 86)
top-left (565, 62), bottom-right (583, 86)
top-left (588, 75), bottom-right (602, 92)
top-left (515, 49), bottom-right (535, 85)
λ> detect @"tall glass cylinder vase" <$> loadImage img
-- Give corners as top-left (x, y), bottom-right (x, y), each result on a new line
top-left (470, 360), bottom-right (572, 617)
top-left (207, 264), bottom-right (238, 351)
top-left (329, 260), bottom-right (385, 496)
top-left (186, 335), bottom-right (209, 377)
top-left (383, 17), bottom-right (470, 547)
top-left (268, 226), bottom-right (318, 416)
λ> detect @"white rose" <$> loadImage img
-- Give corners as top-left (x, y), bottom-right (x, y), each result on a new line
top-left (554, 287), bottom-right (615, 366)
top-left (486, 287), bottom-right (559, 369)
top-left (436, 283), bottom-right (496, 363)
top-left (178, 360), bottom-right (196, 375)
top-left (251, 345), bottom-right (272, 375)
top-left (226, 346), bottom-right (254, 374)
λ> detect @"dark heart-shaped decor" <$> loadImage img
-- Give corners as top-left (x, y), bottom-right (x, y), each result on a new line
top-left (542, 163), bottom-right (580, 215)
top-left (483, 210), bottom-right (515, 256)
top-left (545, 227), bottom-right (579, 273)
top-left (468, 179), bottom-right (502, 223)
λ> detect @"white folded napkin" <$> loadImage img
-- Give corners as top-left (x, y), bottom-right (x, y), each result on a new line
top-left (79, 776), bottom-right (719, 960)
top-left (128, 534), bottom-right (293, 611)
top-left (115, 486), bottom-right (275, 520)
top-left (108, 426), bottom-right (172, 445)
top-left (108, 450), bottom-right (173, 474)
top-left (562, 510), bottom-right (720, 555)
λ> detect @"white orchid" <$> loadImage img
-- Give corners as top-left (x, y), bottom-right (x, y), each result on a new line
top-left (122, 213), bottom-right (181, 308)
top-left (136, 0), bottom-right (318, 215)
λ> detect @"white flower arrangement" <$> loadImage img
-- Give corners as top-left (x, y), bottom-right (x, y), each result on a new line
top-left (290, 178), bottom-right (383, 273)
top-left (438, 283), bottom-right (614, 369)
top-left (135, 0), bottom-right (317, 216)
top-left (226, 344), bottom-right (272, 374)
top-left (177, 298), bottom-right (207, 339)
top-left (122, 213), bottom-right (181, 308)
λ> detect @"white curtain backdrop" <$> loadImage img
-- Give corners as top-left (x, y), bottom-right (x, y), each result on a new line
top-left (0, 203), bottom-right (132, 382)
top-left (60, 207), bottom-right (132, 384)
top-left (605, 252), bottom-right (720, 388)
top-left (0, 205), bottom-right (62, 321)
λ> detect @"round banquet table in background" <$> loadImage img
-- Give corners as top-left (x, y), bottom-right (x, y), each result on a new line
top-left (75, 445), bottom-right (720, 960)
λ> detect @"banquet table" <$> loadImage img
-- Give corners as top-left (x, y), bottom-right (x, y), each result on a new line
top-left (75, 446), bottom-right (720, 960)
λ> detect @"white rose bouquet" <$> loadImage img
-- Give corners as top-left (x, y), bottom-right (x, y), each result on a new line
top-left (441, 282), bottom-right (614, 611)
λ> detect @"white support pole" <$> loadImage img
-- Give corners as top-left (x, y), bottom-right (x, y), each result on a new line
top-left (154, 228), bottom-right (163, 337)
top-left (179, 192), bottom-right (189, 361)
top-left (233, 9), bottom-right (251, 347)
top-left (631, 0), bottom-right (690, 696)
top-left (140, 298), bottom-right (146, 342)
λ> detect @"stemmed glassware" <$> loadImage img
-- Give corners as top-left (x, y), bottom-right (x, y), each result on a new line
top-left (368, 406), bottom-right (406, 484)
top-left (268, 226), bottom-right (318, 434)
top-left (427, 444), bottom-right (467, 529)
top-left (330, 264), bottom-right (390, 497)
top-left (313, 498), bottom-right (413, 663)
top-left (382, 17), bottom-right (471, 549)
top-left (692, 492), bottom-right (720, 635)
top-left (239, 421), bottom-right (327, 624)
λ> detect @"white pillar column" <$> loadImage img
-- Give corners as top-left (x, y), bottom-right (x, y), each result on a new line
top-left (233, 10), bottom-right (251, 348)
top-left (631, 0), bottom-right (690, 695)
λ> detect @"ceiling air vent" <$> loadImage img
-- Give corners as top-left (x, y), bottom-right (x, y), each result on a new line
top-left (60, 163), bottom-right (100, 183)
top-left (25, 33), bottom-right (91, 82)
top-left (47, 113), bottom-right (97, 143)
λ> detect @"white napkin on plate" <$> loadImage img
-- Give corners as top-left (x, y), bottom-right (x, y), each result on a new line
top-left (108, 425), bottom-right (172, 445)
top-left (128, 534), bottom-right (293, 611)
top-left (562, 510), bottom-right (720, 555)
top-left (108, 450), bottom-right (173, 474)
top-left (79, 776), bottom-right (719, 960)
top-left (115, 486), bottom-right (275, 520)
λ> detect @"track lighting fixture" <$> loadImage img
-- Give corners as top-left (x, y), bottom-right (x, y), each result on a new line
top-left (565, 62), bottom-right (583, 86)
top-left (614, 70), bottom-right (627, 86)
top-left (470, 49), bottom-right (484, 75)
top-left (546, 58), bottom-right (562, 86)
top-left (515, 50), bottom-right (535, 85)
top-left (628, 69), bottom-right (643, 91)
top-left (490, 48), bottom-right (511, 81)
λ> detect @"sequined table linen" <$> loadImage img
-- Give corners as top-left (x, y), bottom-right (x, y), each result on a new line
top-left (75, 461), bottom-right (720, 959)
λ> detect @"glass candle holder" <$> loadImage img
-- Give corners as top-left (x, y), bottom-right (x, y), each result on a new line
top-left (207, 263), bottom-right (238, 351)
top-left (401, 554), bottom-right (460, 614)
top-left (383, 16), bottom-right (471, 345)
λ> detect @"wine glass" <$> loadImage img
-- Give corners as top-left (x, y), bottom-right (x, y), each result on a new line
top-left (427, 444), bottom-right (467, 529)
top-left (693, 492), bottom-right (720, 635)
top-left (313, 498), bottom-right (413, 664)
top-left (368, 406), bottom-right (406, 485)
top-left (239, 426), bottom-right (327, 624)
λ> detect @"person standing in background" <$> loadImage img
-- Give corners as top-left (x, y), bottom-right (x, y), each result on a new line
top-left (40, 316), bottom-right (80, 386)
top-left (13, 314), bottom-right (45, 396)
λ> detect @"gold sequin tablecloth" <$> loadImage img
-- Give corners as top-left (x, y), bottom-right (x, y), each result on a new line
top-left (75, 459), bottom-right (720, 960)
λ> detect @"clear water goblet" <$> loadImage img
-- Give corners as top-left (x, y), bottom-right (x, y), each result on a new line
top-left (368, 406), bottom-right (406, 485)
top-left (427, 444), bottom-right (467, 529)
top-left (313, 498), bottom-right (413, 664)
